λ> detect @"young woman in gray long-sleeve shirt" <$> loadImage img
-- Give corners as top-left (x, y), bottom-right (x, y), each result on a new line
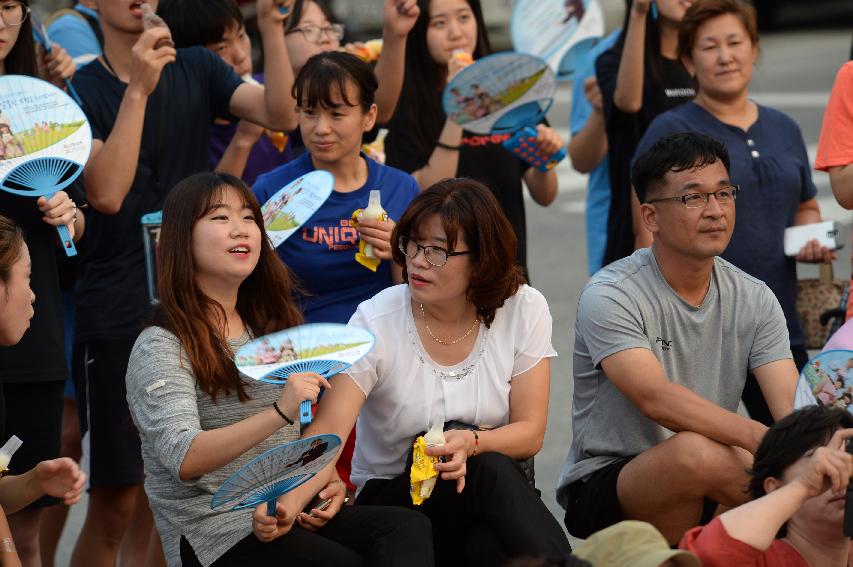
top-left (125, 172), bottom-right (433, 567)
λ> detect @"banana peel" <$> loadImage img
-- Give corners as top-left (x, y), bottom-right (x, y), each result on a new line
top-left (351, 208), bottom-right (388, 272)
top-left (410, 436), bottom-right (440, 505)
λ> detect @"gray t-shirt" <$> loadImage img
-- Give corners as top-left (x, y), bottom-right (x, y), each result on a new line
top-left (126, 326), bottom-right (299, 567)
top-left (557, 248), bottom-right (791, 508)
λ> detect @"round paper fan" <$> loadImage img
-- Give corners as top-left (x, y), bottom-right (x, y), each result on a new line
top-left (0, 75), bottom-right (92, 256)
top-left (235, 323), bottom-right (375, 425)
top-left (211, 434), bottom-right (342, 515)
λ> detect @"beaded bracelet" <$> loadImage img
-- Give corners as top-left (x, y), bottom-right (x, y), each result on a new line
top-left (272, 401), bottom-right (295, 425)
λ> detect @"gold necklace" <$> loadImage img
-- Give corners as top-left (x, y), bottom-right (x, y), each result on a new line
top-left (419, 303), bottom-right (480, 346)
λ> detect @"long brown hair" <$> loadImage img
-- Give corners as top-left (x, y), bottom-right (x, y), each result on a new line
top-left (391, 178), bottom-right (524, 327)
top-left (0, 215), bottom-right (25, 287)
top-left (153, 172), bottom-right (302, 402)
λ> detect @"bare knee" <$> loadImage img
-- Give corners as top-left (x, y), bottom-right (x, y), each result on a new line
top-left (667, 432), bottom-right (747, 483)
top-left (86, 486), bottom-right (140, 537)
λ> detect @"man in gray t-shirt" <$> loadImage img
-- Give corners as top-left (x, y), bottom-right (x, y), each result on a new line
top-left (558, 133), bottom-right (798, 545)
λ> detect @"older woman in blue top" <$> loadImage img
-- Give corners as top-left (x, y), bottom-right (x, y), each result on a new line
top-left (634, 0), bottom-right (834, 424)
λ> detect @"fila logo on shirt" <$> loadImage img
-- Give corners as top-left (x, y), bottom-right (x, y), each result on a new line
top-left (655, 337), bottom-right (673, 351)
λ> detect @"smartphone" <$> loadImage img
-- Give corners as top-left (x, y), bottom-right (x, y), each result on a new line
top-left (844, 437), bottom-right (853, 537)
top-left (783, 221), bottom-right (842, 256)
top-left (303, 495), bottom-right (333, 516)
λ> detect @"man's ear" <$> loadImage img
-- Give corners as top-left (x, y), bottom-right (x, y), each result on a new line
top-left (636, 190), bottom-right (659, 235)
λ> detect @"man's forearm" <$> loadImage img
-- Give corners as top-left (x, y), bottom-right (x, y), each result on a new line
top-left (85, 90), bottom-right (148, 214)
top-left (645, 382), bottom-right (766, 453)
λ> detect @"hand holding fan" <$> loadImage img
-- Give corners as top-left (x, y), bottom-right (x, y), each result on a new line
top-left (261, 170), bottom-right (334, 249)
top-left (794, 350), bottom-right (853, 413)
top-left (211, 434), bottom-right (341, 516)
top-left (0, 76), bottom-right (92, 257)
top-left (235, 323), bottom-right (375, 426)
top-left (511, 0), bottom-right (605, 81)
top-left (442, 53), bottom-right (566, 172)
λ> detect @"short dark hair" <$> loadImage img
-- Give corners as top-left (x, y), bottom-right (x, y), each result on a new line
top-left (678, 0), bottom-right (759, 63)
top-left (158, 0), bottom-right (244, 48)
top-left (750, 404), bottom-right (853, 499)
top-left (631, 132), bottom-right (730, 203)
top-left (285, 0), bottom-right (336, 34)
top-left (293, 51), bottom-right (377, 112)
top-left (391, 178), bottom-right (525, 327)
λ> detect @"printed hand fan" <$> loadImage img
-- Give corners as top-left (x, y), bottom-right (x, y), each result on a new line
top-left (511, 0), bottom-right (605, 81)
top-left (31, 14), bottom-right (84, 106)
top-left (141, 211), bottom-right (162, 305)
top-left (443, 53), bottom-right (566, 171)
top-left (261, 170), bottom-right (334, 249)
top-left (793, 350), bottom-right (853, 414)
top-left (0, 75), bottom-right (92, 257)
top-left (235, 323), bottom-right (375, 425)
top-left (211, 434), bottom-right (341, 516)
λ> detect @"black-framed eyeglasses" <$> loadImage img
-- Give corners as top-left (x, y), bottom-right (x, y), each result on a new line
top-left (285, 23), bottom-right (345, 44)
top-left (398, 236), bottom-right (471, 268)
top-left (0, 1), bottom-right (29, 27)
top-left (646, 185), bottom-right (740, 209)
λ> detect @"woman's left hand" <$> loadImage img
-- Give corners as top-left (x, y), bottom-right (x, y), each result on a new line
top-left (37, 44), bottom-right (75, 89)
top-left (795, 238), bottom-right (837, 264)
top-left (426, 429), bottom-right (472, 494)
top-left (357, 218), bottom-right (396, 260)
top-left (294, 479), bottom-right (347, 532)
top-left (534, 124), bottom-right (564, 158)
top-left (37, 191), bottom-right (77, 240)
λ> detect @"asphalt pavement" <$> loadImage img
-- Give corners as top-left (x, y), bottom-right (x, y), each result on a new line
top-left (53, 23), bottom-right (853, 567)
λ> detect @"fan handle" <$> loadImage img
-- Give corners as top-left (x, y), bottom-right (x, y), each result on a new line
top-left (47, 192), bottom-right (77, 256)
top-left (266, 499), bottom-right (277, 516)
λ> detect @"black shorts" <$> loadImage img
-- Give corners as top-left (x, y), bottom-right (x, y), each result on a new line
top-left (564, 457), bottom-right (718, 539)
top-left (1, 380), bottom-right (64, 508)
top-left (73, 339), bottom-right (143, 487)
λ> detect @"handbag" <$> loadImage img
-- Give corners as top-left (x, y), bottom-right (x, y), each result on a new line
top-left (797, 264), bottom-right (846, 349)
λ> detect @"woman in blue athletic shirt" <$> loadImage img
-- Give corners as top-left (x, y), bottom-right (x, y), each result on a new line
top-left (253, 51), bottom-right (419, 325)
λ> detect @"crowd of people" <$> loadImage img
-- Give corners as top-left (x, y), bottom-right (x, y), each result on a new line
top-left (0, 0), bottom-right (852, 565)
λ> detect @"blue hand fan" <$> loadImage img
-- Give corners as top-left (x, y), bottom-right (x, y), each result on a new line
top-left (262, 170), bottom-right (334, 249)
top-left (211, 434), bottom-right (341, 516)
top-left (511, 0), bottom-right (605, 81)
top-left (443, 53), bottom-right (565, 170)
top-left (0, 76), bottom-right (92, 257)
top-left (235, 323), bottom-right (375, 426)
top-left (443, 52), bottom-right (557, 135)
top-left (31, 15), bottom-right (84, 106)
top-left (794, 349), bottom-right (853, 413)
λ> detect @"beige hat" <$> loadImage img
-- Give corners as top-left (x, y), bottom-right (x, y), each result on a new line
top-left (573, 521), bottom-right (700, 567)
